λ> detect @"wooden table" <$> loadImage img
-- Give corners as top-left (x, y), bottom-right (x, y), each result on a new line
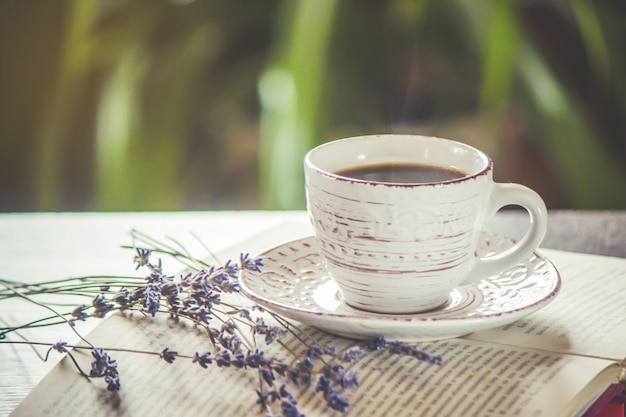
top-left (0, 210), bottom-right (624, 416)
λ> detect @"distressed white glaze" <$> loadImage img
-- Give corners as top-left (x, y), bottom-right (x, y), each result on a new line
top-left (304, 135), bottom-right (547, 314)
top-left (239, 235), bottom-right (560, 341)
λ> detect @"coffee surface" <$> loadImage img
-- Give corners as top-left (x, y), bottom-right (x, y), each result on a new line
top-left (336, 163), bottom-right (467, 184)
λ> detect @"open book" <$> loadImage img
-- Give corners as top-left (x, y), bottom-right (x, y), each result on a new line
top-left (9, 222), bottom-right (626, 417)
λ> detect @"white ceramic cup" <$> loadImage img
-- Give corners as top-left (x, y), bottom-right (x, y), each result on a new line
top-left (304, 134), bottom-right (547, 314)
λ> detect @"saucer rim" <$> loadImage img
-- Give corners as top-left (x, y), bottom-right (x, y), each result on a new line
top-left (239, 234), bottom-right (561, 326)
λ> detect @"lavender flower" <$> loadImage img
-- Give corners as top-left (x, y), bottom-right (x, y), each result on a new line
top-left (216, 350), bottom-right (231, 367)
top-left (288, 357), bottom-right (314, 387)
top-left (238, 308), bottom-right (252, 321)
top-left (105, 375), bottom-right (121, 392)
top-left (323, 362), bottom-right (345, 383)
top-left (342, 370), bottom-right (359, 390)
top-left (89, 348), bottom-right (120, 391)
top-left (89, 348), bottom-right (115, 376)
top-left (245, 349), bottom-right (266, 369)
top-left (128, 286), bottom-right (144, 304)
top-left (217, 329), bottom-right (242, 351)
top-left (367, 335), bottom-right (387, 350)
top-left (220, 281), bottom-right (240, 294)
top-left (143, 283), bottom-right (161, 317)
top-left (192, 351), bottom-right (213, 368)
top-left (256, 384), bottom-right (303, 417)
top-left (51, 341), bottom-right (68, 353)
top-left (268, 358), bottom-right (288, 376)
top-left (255, 390), bottom-right (269, 411)
top-left (280, 397), bottom-right (304, 417)
top-left (255, 388), bottom-right (287, 413)
top-left (324, 346), bottom-right (337, 357)
top-left (188, 306), bottom-right (212, 326)
top-left (71, 304), bottom-right (89, 322)
top-left (251, 304), bottom-right (265, 313)
top-left (1, 231), bottom-right (447, 416)
top-left (279, 384), bottom-right (292, 399)
top-left (315, 374), bottom-right (333, 395)
top-left (265, 389), bottom-right (280, 403)
top-left (263, 327), bottom-right (284, 346)
top-left (145, 271), bottom-right (165, 284)
top-left (133, 248), bottom-right (152, 269)
top-left (326, 392), bottom-right (350, 413)
top-left (240, 253), bottom-right (264, 273)
top-left (209, 267), bottom-right (230, 286)
top-left (254, 317), bottom-right (268, 334)
top-left (315, 374), bottom-right (351, 412)
top-left (260, 368), bottom-right (275, 385)
top-left (160, 347), bottom-right (178, 364)
top-left (187, 270), bottom-right (208, 289)
top-left (266, 389), bottom-right (281, 403)
top-left (254, 317), bottom-right (288, 344)
top-left (305, 345), bottom-right (325, 359)
top-left (230, 351), bottom-right (246, 369)
top-left (223, 259), bottom-right (240, 278)
top-left (92, 294), bottom-right (114, 319)
top-left (339, 346), bottom-right (364, 363)
top-left (185, 270), bottom-right (223, 307)
top-left (387, 341), bottom-right (443, 366)
top-left (112, 288), bottom-right (130, 306)
top-left (221, 321), bottom-right (235, 335)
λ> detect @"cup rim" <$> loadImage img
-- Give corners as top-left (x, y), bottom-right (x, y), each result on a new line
top-left (304, 134), bottom-right (493, 187)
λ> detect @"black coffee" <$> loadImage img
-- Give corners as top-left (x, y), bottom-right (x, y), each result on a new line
top-left (336, 163), bottom-right (467, 184)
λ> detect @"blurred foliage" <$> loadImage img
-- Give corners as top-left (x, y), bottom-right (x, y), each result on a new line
top-left (0, 0), bottom-right (624, 211)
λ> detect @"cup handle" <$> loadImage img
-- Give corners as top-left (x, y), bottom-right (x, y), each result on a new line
top-left (459, 183), bottom-right (548, 285)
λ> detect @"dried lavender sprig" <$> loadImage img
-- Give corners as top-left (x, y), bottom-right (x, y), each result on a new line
top-left (386, 340), bottom-right (443, 366)
top-left (121, 247), bottom-right (439, 414)
top-left (0, 280), bottom-right (95, 348)
top-left (127, 229), bottom-right (215, 272)
top-left (0, 276), bottom-right (142, 297)
top-left (1, 231), bottom-right (443, 413)
top-left (89, 348), bottom-right (121, 391)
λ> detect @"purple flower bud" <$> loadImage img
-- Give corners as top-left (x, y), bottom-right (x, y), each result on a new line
top-left (92, 294), bottom-right (114, 319)
top-left (51, 341), bottom-right (68, 353)
top-left (160, 347), bottom-right (178, 364)
top-left (240, 253), bottom-right (264, 273)
top-left (133, 248), bottom-right (152, 269)
top-left (216, 350), bottom-right (231, 367)
top-left (192, 351), bottom-right (213, 368)
top-left (260, 368), bottom-right (275, 385)
top-left (342, 370), bottom-right (359, 390)
top-left (339, 346), bottom-right (364, 363)
top-left (89, 348), bottom-right (120, 392)
top-left (326, 392), bottom-right (350, 412)
top-left (367, 336), bottom-right (387, 350)
top-left (71, 304), bottom-right (89, 321)
top-left (281, 398), bottom-right (304, 417)
top-left (306, 345), bottom-right (325, 359)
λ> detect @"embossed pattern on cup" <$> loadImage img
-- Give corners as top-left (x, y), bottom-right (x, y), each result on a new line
top-left (305, 135), bottom-right (547, 314)
top-left (307, 163), bottom-right (490, 313)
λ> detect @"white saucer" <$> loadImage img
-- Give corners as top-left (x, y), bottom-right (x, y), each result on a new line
top-left (239, 234), bottom-right (561, 342)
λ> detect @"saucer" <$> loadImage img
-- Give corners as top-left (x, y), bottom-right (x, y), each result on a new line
top-left (239, 234), bottom-right (561, 342)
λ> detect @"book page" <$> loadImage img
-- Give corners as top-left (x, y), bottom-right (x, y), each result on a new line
top-left (9, 312), bottom-right (620, 417)
top-left (8, 222), bottom-right (626, 417)
top-left (467, 249), bottom-right (626, 361)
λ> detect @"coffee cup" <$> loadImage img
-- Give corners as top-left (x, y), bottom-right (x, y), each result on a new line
top-left (304, 134), bottom-right (547, 314)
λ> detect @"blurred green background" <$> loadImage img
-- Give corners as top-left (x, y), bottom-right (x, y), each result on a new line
top-left (0, 0), bottom-right (625, 212)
